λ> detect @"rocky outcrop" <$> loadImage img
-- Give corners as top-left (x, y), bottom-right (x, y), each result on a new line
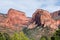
top-left (0, 8), bottom-right (29, 31)
top-left (51, 10), bottom-right (60, 19)
top-left (7, 8), bottom-right (29, 25)
top-left (30, 9), bottom-right (58, 30)
top-left (0, 8), bottom-right (60, 33)
top-left (51, 10), bottom-right (60, 26)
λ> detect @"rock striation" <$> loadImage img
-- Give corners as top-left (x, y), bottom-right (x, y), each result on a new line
top-left (30, 9), bottom-right (58, 30)
top-left (0, 8), bottom-right (60, 33)
top-left (0, 8), bottom-right (29, 31)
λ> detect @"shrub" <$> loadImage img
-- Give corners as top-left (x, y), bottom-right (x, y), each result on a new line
top-left (11, 31), bottom-right (29, 40)
top-left (51, 29), bottom-right (60, 40)
top-left (0, 32), bottom-right (6, 40)
top-left (0, 32), bottom-right (10, 40)
top-left (3, 33), bottom-right (11, 40)
top-left (40, 36), bottom-right (52, 40)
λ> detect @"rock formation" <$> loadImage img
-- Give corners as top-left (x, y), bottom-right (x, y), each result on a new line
top-left (51, 10), bottom-right (60, 26)
top-left (30, 9), bottom-right (58, 30)
top-left (0, 8), bottom-right (60, 33)
top-left (25, 9), bottom-right (60, 40)
top-left (0, 8), bottom-right (29, 31)
top-left (51, 10), bottom-right (60, 18)
top-left (7, 8), bottom-right (29, 25)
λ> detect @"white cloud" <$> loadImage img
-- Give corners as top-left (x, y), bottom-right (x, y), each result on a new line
top-left (0, 0), bottom-right (60, 17)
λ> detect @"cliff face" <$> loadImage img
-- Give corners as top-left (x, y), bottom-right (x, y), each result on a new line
top-left (51, 10), bottom-right (60, 26)
top-left (24, 9), bottom-right (60, 40)
top-left (0, 8), bottom-right (60, 32)
top-left (30, 9), bottom-right (58, 30)
top-left (0, 8), bottom-right (29, 31)
top-left (7, 9), bottom-right (29, 25)
top-left (51, 10), bottom-right (60, 18)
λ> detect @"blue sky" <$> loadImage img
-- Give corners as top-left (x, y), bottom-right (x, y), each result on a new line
top-left (0, 0), bottom-right (60, 17)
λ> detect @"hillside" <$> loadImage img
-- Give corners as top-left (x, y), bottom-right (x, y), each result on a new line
top-left (0, 8), bottom-right (60, 40)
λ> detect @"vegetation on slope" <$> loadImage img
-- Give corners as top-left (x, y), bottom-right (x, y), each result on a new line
top-left (0, 25), bottom-right (60, 40)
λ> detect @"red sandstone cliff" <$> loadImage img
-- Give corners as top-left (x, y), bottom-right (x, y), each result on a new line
top-left (51, 10), bottom-right (60, 18)
top-left (0, 8), bottom-right (60, 32)
top-left (51, 10), bottom-right (60, 26)
top-left (0, 8), bottom-right (29, 31)
top-left (29, 9), bottom-right (58, 30)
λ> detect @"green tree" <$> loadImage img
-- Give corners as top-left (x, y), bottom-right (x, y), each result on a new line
top-left (0, 32), bottom-right (10, 40)
top-left (40, 36), bottom-right (48, 40)
top-left (0, 32), bottom-right (6, 40)
top-left (51, 29), bottom-right (60, 40)
top-left (11, 31), bottom-right (29, 40)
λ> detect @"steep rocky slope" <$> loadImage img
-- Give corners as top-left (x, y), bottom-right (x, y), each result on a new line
top-left (0, 8), bottom-right (60, 36)
top-left (51, 10), bottom-right (60, 26)
top-left (29, 9), bottom-right (58, 30)
top-left (0, 8), bottom-right (29, 33)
